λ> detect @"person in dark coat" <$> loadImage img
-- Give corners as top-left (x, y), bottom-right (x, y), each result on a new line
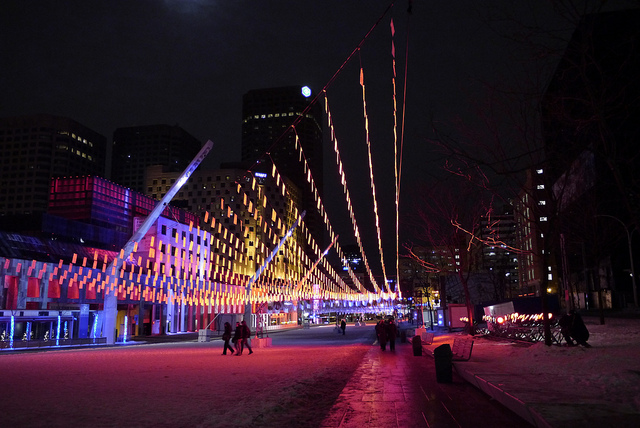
top-left (240, 320), bottom-right (253, 355)
top-left (386, 318), bottom-right (398, 351)
top-left (559, 312), bottom-right (574, 346)
top-left (233, 322), bottom-right (242, 355)
top-left (222, 322), bottom-right (235, 355)
top-left (559, 310), bottom-right (591, 348)
top-left (376, 320), bottom-right (388, 351)
top-left (340, 319), bottom-right (346, 335)
top-left (569, 310), bottom-right (590, 347)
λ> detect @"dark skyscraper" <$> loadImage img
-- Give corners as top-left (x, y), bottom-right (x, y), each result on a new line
top-left (241, 86), bottom-right (324, 245)
top-left (111, 124), bottom-right (202, 193)
top-left (541, 9), bottom-right (640, 307)
top-left (0, 114), bottom-right (106, 229)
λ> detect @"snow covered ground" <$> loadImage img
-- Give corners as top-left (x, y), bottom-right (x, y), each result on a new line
top-left (430, 316), bottom-right (640, 427)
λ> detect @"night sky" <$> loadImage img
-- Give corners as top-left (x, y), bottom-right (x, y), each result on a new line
top-left (2, 1), bottom-right (626, 281)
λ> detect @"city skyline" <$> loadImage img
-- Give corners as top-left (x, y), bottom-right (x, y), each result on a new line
top-left (3, 1), bottom-right (640, 290)
top-left (0, 1), bottom-right (568, 248)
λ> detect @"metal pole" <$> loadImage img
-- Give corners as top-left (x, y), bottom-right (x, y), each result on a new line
top-left (102, 140), bottom-right (214, 344)
top-left (243, 211), bottom-right (306, 329)
top-left (295, 234), bottom-right (337, 291)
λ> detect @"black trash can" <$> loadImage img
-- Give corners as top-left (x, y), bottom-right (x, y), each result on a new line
top-left (433, 344), bottom-right (453, 383)
top-left (411, 335), bottom-right (422, 356)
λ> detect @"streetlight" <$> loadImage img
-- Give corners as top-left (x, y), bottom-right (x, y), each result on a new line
top-left (596, 214), bottom-right (638, 307)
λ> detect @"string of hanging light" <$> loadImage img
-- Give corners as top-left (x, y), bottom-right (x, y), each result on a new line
top-left (241, 2), bottom-right (399, 293)
top-left (323, 96), bottom-right (383, 294)
top-left (281, 129), bottom-right (373, 294)
top-left (359, 63), bottom-right (390, 290)
top-left (391, 16), bottom-right (401, 298)
top-left (264, 158), bottom-right (364, 297)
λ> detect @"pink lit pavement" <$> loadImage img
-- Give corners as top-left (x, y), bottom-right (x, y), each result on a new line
top-left (321, 317), bottom-right (640, 428)
top-left (319, 330), bottom-right (524, 428)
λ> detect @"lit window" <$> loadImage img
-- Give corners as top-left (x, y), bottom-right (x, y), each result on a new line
top-left (537, 184), bottom-right (544, 189)
top-left (540, 217), bottom-right (547, 221)
top-left (538, 200), bottom-right (546, 205)
top-left (536, 169), bottom-right (543, 174)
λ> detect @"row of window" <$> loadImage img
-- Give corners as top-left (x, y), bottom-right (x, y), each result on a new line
top-left (151, 175), bottom-right (231, 185)
top-left (159, 225), bottom-right (205, 246)
top-left (57, 130), bottom-right (95, 148)
top-left (55, 144), bottom-right (94, 161)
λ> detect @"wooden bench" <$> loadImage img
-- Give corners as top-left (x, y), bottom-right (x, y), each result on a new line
top-left (451, 337), bottom-right (474, 361)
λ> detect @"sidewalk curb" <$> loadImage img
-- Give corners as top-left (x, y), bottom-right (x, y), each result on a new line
top-left (454, 364), bottom-right (553, 428)
top-left (416, 333), bottom-right (553, 428)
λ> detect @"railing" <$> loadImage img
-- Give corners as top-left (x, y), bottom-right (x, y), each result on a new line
top-left (0, 337), bottom-right (108, 350)
top-left (478, 322), bottom-right (565, 344)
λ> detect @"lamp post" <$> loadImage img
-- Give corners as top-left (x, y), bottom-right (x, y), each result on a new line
top-left (596, 214), bottom-right (638, 307)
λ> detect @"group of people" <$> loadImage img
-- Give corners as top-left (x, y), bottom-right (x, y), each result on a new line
top-left (375, 317), bottom-right (398, 351)
top-left (222, 320), bottom-right (253, 355)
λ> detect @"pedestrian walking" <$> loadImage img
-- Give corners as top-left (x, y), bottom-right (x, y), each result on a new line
top-left (233, 322), bottom-right (242, 355)
top-left (376, 320), bottom-right (388, 351)
top-left (386, 318), bottom-right (398, 351)
top-left (340, 319), bottom-right (346, 335)
top-left (222, 322), bottom-right (235, 355)
top-left (241, 320), bottom-right (253, 355)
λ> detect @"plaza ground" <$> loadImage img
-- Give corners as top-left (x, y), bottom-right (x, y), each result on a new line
top-left (1, 316), bottom-right (639, 427)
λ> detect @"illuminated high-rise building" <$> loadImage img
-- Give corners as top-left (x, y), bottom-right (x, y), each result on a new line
top-left (144, 163), bottom-right (304, 285)
top-left (241, 86), bottom-right (324, 246)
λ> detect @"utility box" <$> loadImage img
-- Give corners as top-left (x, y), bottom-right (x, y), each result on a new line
top-left (198, 329), bottom-right (212, 342)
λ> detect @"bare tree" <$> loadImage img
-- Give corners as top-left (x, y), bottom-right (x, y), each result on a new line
top-left (404, 171), bottom-right (496, 335)
top-left (405, 1), bottom-right (640, 344)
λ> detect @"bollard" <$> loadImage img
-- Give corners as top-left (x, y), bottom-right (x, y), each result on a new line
top-left (433, 344), bottom-right (453, 383)
top-left (411, 335), bottom-right (422, 356)
top-left (400, 330), bottom-right (407, 343)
